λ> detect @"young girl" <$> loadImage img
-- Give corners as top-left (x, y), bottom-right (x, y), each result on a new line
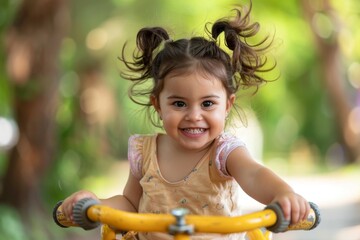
top-left (62, 4), bottom-right (310, 240)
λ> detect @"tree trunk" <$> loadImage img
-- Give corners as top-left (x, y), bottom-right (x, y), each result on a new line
top-left (300, 0), bottom-right (360, 164)
top-left (0, 0), bottom-right (69, 215)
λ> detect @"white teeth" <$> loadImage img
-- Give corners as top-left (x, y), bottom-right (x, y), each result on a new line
top-left (183, 128), bottom-right (205, 134)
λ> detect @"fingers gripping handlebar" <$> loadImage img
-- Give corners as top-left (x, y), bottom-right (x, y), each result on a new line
top-left (264, 202), bottom-right (321, 233)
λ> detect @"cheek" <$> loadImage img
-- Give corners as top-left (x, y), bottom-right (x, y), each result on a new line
top-left (161, 115), bottom-right (181, 133)
top-left (161, 111), bottom-right (181, 125)
top-left (207, 111), bottom-right (226, 125)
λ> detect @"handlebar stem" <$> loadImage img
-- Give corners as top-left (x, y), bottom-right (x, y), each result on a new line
top-left (169, 208), bottom-right (194, 236)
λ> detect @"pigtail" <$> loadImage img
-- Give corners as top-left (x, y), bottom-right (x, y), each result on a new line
top-left (211, 4), bottom-right (275, 92)
top-left (121, 27), bottom-right (170, 80)
top-left (135, 27), bottom-right (170, 76)
top-left (120, 27), bottom-right (170, 106)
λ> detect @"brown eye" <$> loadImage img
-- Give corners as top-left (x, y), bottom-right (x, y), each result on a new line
top-left (202, 101), bottom-right (213, 108)
top-left (173, 101), bottom-right (186, 107)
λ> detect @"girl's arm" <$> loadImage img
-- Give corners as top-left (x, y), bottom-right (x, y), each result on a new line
top-left (62, 169), bottom-right (142, 220)
top-left (226, 147), bottom-right (310, 224)
top-left (106, 169), bottom-right (143, 212)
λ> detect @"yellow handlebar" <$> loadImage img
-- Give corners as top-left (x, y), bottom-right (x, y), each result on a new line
top-left (53, 198), bottom-right (320, 237)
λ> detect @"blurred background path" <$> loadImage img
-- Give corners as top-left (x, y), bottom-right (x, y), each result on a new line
top-left (274, 173), bottom-right (360, 240)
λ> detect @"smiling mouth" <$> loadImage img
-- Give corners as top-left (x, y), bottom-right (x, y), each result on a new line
top-left (181, 128), bottom-right (206, 134)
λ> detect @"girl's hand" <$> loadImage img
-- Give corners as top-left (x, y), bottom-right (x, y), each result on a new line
top-left (62, 190), bottom-right (99, 222)
top-left (272, 192), bottom-right (310, 224)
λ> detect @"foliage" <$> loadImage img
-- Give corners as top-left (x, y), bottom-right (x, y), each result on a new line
top-left (0, 0), bottom-right (359, 233)
top-left (0, 204), bottom-right (26, 240)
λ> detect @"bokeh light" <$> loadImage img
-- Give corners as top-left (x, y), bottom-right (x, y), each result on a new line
top-left (0, 117), bottom-right (19, 151)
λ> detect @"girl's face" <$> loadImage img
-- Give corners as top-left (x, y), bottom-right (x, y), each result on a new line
top-left (151, 70), bottom-right (235, 151)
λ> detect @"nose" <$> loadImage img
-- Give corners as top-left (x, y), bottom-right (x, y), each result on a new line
top-left (185, 107), bottom-right (203, 121)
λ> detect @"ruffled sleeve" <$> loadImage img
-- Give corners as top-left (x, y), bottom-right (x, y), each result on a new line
top-left (128, 134), bottom-right (145, 180)
top-left (215, 133), bottom-right (246, 177)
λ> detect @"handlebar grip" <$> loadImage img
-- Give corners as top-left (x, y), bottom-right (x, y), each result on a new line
top-left (53, 198), bottom-right (101, 230)
top-left (53, 201), bottom-right (78, 228)
top-left (265, 202), bottom-right (321, 233)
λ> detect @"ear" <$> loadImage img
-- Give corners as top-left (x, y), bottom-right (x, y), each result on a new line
top-left (150, 95), bottom-right (161, 114)
top-left (226, 94), bottom-right (235, 112)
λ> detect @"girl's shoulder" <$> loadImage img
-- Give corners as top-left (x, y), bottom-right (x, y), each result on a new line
top-left (128, 134), bottom-right (157, 179)
top-left (128, 133), bottom-right (158, 148)
top-left (217, 132), bottom-right (246, 149)
top-left (215, 132), bottom-right (247, 177)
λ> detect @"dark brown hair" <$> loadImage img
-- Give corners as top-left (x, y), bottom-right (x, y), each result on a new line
top-left (120, 4), bottom-right (275, 127)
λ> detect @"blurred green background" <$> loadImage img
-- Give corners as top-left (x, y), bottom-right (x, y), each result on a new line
top-left (0, 0), bottom-right (359, 239)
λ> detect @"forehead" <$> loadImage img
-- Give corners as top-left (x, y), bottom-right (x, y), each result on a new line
top-left (163, 69), bottom-right (226, 94)
top-left (164, 59), bottom-right (227, 81)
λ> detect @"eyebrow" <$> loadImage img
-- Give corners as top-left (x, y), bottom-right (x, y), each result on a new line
top-left (167, 95), bottom-right (221, 100)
